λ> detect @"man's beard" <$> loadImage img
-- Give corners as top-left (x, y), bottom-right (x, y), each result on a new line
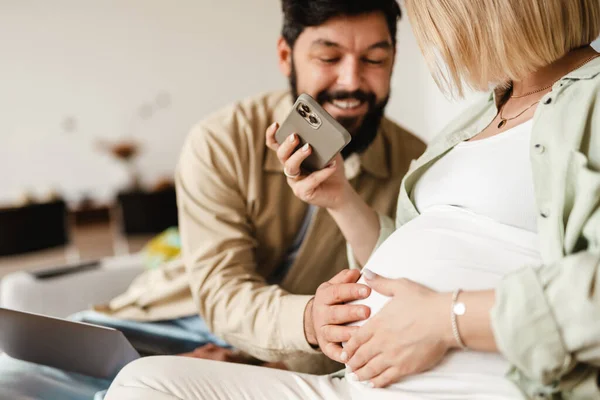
top-left (289, 61), bottom-right (390, 158)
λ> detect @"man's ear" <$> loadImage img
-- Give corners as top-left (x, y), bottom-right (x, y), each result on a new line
top-left (277, 36), bottom-right (293, 77)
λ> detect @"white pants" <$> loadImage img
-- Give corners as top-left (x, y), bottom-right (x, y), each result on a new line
top-left (105, 356), bottom-right (432, 400)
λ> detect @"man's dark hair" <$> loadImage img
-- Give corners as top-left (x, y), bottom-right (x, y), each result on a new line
top-left (281, 0), bottom-right (402, 48)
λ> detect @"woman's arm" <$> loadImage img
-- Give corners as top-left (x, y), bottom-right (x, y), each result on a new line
top-left (327, 186), bottom-right (381, 266)
top-left (265, 122), bottom-right (382, 264)
top-left (454, 289), bottom-right (497, 352)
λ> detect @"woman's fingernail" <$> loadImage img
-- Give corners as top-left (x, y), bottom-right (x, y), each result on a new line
top-left (269, 122), bottom-right (278, 130)
top-left (288, 134), bottom-right (296, 143)
top-left (329, 160), bottom-right (337, 168)
top-left (362, 269), bottom-right (376, 280)
top-left (359, 287), bottom-right (368, 297)
top-left (340, 352), bottom-right (348, 362)
top-left (302, 143), bottom-right (310, 152)
top-left (368, 381), bottom-right (375, 389)
top-left (348, 373), bottom-right (359, 381)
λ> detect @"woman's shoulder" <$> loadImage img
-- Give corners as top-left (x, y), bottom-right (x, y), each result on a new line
top-left (427, 94), bottom-right (494, 146)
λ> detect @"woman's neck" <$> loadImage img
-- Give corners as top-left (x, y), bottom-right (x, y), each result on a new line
top-left (512, 46), bottom-right (598, 96)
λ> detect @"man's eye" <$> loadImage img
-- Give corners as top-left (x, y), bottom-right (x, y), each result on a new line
top-left (364, 59), bottom-right (385, 65)
top-left (319, 58), bottom-right (340, 64)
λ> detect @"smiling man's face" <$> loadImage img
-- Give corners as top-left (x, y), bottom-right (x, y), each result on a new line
top-left (278, 11), bottom-right (395, 154)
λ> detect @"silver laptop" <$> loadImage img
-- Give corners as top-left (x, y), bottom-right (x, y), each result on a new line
top-left (0, 307), bottom-right (140, 379)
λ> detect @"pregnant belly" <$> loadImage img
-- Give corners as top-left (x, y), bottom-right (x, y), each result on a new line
top-left (346, 206), bottom-right (541, 396)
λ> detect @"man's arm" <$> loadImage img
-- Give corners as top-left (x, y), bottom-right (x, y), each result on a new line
top-left (176, 124), bottom-right (319, 363)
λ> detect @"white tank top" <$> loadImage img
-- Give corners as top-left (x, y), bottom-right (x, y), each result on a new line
top-left (346, 122), bottom-right (540, 399)
top-left (413, 120), bottom-right (537, 232)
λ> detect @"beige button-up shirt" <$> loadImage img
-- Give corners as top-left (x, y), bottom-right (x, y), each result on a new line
top-left (98, 90), bottom-right (425, 373)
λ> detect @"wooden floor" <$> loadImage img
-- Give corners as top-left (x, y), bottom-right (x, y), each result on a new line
top-left (0, 222), bottom-right (152, 278)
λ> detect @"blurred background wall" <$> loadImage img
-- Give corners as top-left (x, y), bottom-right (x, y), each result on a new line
top-left (1, 1), bottom-right (599, 205)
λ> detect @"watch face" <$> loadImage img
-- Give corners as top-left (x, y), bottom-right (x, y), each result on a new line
top-left (453, 303), bottom-right (466, 316)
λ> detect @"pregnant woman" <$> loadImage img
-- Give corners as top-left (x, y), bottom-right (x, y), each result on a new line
top-left (106, 0), bottom-right (600, 398)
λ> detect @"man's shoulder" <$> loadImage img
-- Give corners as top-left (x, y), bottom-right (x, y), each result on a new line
top-left (188, 90), bottom-right (292, 145)
top-left (379, 117), bottom-right (427, 160)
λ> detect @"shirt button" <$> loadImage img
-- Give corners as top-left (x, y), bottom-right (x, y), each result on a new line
top-left (534, 144), bottom-right (546, 154)
top-left (533, 392), bottom-right (550, 400)
top-left (540, 210), bottom-right (550, 218)
top-left (543, 97), bottom-right (553, 105)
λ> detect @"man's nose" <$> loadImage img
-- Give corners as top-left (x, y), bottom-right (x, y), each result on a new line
top-left (336, 58), bottom-right (362, 92)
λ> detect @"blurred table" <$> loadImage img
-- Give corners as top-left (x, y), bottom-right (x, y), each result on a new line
top-left (0, 221), bottom-right (152, 279)
top-left (0, 187), bottom-right (178, 278)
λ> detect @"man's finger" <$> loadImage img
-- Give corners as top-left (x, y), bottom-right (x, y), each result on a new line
top-left (323, 282), bottom-right (370, 305)
top-left (322, 325), bottom-right (359, 343)
top-left (324, 304), bottom-right (370, 325)
top-left (322, 341), bottom-right (346, 364)
top-left (329, 269), bottom-right (361, 285)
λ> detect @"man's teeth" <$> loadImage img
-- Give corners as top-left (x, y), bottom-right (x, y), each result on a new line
top-left (331, 99), bottom-right (362, 110)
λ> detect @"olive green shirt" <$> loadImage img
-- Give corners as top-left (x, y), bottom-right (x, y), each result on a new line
top-left (364, 57), bottom-right (600, 399)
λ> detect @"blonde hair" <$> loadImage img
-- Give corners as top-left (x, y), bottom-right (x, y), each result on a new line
top-left (404, 0), bottom-right (600, 96)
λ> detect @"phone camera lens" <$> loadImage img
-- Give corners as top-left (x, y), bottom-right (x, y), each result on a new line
top-left (309, 115), bottom-right (319, 125)
top-left (301, 104), bottom-right (311, 113)
top-left (298, 109), bottom-right (307, 118)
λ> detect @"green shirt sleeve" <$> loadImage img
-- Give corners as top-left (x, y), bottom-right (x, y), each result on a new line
top-left (492, 211), bottom-right (600, 384)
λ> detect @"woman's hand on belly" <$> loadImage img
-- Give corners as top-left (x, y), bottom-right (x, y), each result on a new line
top-left (342, 271), bottom-right (455, 388)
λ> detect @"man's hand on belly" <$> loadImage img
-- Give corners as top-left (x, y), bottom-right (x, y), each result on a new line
top-left (306, 269), bottom-right (372, 363)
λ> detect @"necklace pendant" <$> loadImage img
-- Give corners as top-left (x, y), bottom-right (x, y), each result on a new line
top-left (497, 119), bottom-right (507, 129)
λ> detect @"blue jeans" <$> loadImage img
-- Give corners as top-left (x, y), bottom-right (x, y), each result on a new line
top-left (0, 311), bottom-right (226, 400)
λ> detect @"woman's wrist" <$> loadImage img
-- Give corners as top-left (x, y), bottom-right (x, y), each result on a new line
top-left (443, 290), bottom-right (498, 352)
top-left (327, 181), bottom-right (362, 213)
top-left (436, 292), bottom-right (460, 350)
top-left (326, 185), bottom-right (380, 266)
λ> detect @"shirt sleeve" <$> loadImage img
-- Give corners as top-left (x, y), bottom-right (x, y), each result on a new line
top-left (176, 124), bottom-right (321, 363)
top-left (491, 175), bottom-right (600, 384)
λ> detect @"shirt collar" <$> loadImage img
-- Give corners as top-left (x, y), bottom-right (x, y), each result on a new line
top-left (489, 54), bottom-right (600, 106)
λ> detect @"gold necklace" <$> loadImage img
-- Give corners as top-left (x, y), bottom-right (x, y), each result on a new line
top-left (510, 85), bottom-right (553, 99)
top-left (510, 53), bottom-right (600, 98)
top-left (498, 53), bottom-right (600, 128)
top-left (497, 100), bottom-right (539, 128)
